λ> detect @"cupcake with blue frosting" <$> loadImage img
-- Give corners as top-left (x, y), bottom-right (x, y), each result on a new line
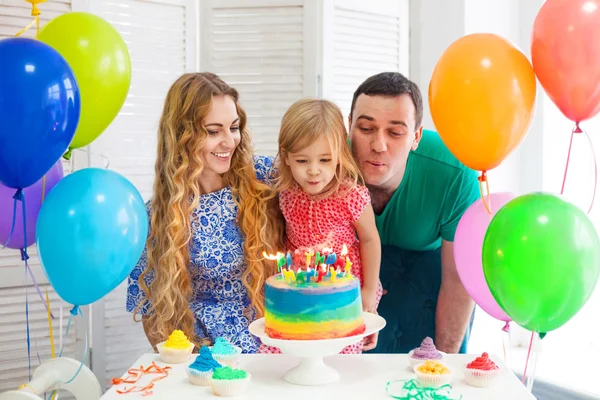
top-left (186, 346), bottom-right (222, 386)
top-left (209, 337), bottom-right (242, 367)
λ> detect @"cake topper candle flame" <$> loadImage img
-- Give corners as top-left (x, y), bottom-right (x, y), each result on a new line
top-left (262, 251), bottom-right (286, 273)
top-left (341, 244), bottom-right (348, 257)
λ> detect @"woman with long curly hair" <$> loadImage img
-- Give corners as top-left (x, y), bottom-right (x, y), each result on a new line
top-left (126, 72), bottom-right (283, 353)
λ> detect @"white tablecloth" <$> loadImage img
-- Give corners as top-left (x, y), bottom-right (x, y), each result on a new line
top-left (101, 353), bottom-right (536, 399)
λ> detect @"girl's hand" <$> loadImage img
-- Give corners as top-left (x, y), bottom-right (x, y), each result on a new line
top-left (361, 287), bottom-right (378, 313)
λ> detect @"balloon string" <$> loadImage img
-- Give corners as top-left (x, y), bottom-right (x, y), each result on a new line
top-left (14, 17), bottom-right (37, 37)
top-left (581, 127), bottom-right (597, 214)
top-left (21, 195), bottom-right (31, 381)
top-left (559, 124), bottom-right (597, 213)
top-left (1, 189), bottom-right (20, 249)
top-left (560, 125), bottom-right (578, 195)
top-left (478, 171), bottom-right (492, 215)
top-left (14, 1), bottom-right (43, 38)
top-left (521, 331), bottom-right (535, 385)
top-left (41, 175), bottom-right (47, 203)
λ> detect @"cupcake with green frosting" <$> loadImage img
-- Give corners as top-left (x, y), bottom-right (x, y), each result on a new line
top-left (209, 337), bottom-right (242, 367)
top-left (186, 346), bottom-right (222, 386)
top-left (210, 366), bottom-right (251, 397)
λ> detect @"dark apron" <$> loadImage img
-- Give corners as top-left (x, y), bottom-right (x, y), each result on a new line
top-left (366, 245), bottom-right (473, 354)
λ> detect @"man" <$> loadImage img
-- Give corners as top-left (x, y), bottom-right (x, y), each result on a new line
top-left (350, 72), bottom-right (479, 354)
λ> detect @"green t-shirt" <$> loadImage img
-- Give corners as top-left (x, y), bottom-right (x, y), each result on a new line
top-left (375, 130), bottom-right (480, 251)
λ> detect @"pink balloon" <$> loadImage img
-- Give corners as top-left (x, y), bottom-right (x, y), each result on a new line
top-left (454, 192), bottom-right (516, 323)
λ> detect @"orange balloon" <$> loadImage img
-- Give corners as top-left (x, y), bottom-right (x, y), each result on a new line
top-left (429, 33), bottom-right (537, 172)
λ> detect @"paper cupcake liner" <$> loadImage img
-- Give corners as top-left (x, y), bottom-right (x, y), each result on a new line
top-left (413, 365), bottom-right (453, 388)
top-left (210, 374), bottom-right (251, 397)
top-left (157, 341), bottom-right (194, 364)
top-left (464, 366), bottom-right (500, 388)
top-left (407, 349), bottom-right (446, 368)
top-left (210, 345), bottom-right (242, 367)
top-left (186, 367), bottom-right (213, 386)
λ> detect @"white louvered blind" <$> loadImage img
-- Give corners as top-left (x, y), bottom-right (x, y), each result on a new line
top-left (322, 0), bottom-right (409, 121)
top-left (201, 0), bottom-right (312, 156)
top-left (88, 0), bottom-right (196, 390)
top-left (0, 1), bottom-right (83, 396)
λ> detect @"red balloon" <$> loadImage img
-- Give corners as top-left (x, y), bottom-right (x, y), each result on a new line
top-left (532, 0), bottom-right (600, 122)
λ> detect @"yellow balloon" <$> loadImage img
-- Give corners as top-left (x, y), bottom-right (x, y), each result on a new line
top-left (39, 12), bottom-right (131, 154)
top-left (429, 33), bottom-right (536, 172)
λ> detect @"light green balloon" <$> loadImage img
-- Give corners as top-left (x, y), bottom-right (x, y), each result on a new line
top-left (482, 192), bottom-right (600, 334)
top-left (39, 12), bottom-right (131, 153)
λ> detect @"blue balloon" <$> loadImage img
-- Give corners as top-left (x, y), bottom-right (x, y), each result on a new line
top-left (36, 168), bottom-right (148, 306)
top-left (0, 37), bottom-right (80, 189)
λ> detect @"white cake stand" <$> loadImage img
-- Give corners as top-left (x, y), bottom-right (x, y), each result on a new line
top-left (249, 312), bottom-right (386, 386)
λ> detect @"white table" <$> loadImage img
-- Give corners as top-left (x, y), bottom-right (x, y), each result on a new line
top-left (102, 353), bottom-right (536, 399)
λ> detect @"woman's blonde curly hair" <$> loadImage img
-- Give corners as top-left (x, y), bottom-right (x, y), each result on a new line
top-left (135, 72), bottom-right (284, 347)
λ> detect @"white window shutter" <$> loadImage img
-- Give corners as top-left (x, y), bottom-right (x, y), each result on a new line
top-left (321, 0), bottom-right (409, 120)
top-left (86, 0), bottom-right (198, 390)
top-left (0, 2), bottom-right (85, 396)
top-left (201, 0), bottom-right (319, 156)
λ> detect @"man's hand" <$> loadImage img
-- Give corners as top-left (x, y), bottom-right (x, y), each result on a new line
top-left (361, 287), bottom-right (378, 313)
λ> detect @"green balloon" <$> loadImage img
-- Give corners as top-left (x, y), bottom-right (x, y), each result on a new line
top-left (482, 192), bottom-right (600, 334)
top-left (39, 12), bottom-right (131, 151)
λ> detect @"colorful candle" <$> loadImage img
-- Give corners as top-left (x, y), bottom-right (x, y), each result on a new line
top-left (329, 266), bottom-right (337, 282)
top-left (305, 250), bottom-right (314, 267)
top-left (316, 265), bottom-right (327, 282)
top-left (293, 250), bottom-right (302, 268)
top-left (277, 255), bottom-right (286, 272)
top-left (286, 252), bottom-right (292, 268)
top-left (325, 252), bottom-right (337, 265)
top-left (315, 252), bottom-right (325, 267)
top-left (344, 257), bottom-right (353, 277)
top-left (283, 268), bottom-right (296, 283)
top-left (296, 269), bottom-right (306, 284)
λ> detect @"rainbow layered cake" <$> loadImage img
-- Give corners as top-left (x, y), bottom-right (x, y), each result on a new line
top-left (264, 248), bottom-right (366, 340)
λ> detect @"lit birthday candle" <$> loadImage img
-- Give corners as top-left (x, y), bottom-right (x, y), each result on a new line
top-left (344, 257), bottom-right (353, 278)
top-left (286, 252), bottom-right (292, 268)
top-left (262, 251), bottom-right (285, 273)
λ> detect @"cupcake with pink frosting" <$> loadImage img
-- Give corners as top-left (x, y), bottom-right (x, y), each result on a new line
top-left (408, 337), bottom-right (445, 368)
top-left (464, 352), bottom-right (500, 387)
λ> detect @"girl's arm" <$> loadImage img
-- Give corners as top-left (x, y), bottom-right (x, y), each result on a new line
top-left (353, 204), bottom-right (381, 312)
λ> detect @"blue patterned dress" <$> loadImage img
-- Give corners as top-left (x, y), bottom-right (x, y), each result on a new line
top-left (126, 156), bottom-right (274, 353)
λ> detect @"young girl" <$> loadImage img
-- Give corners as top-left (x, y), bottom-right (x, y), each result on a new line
top-left (261, 98), bottom-right (383, 354)
top-left (126, 72), bottom-right (283, 353)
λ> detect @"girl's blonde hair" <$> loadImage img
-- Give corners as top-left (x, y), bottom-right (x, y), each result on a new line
top-left (135, 72), bottom-right (283, 347)
top-left (276, 98), bottom-right (363, 194)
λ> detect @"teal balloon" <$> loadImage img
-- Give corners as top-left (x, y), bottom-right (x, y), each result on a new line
top-left (36, 168), bottom-right (148, 306)
top-left (482, 192), bottom-right (600, 334)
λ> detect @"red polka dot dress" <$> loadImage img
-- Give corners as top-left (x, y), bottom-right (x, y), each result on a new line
top-left (259, 182), bottom-right (383, 354)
